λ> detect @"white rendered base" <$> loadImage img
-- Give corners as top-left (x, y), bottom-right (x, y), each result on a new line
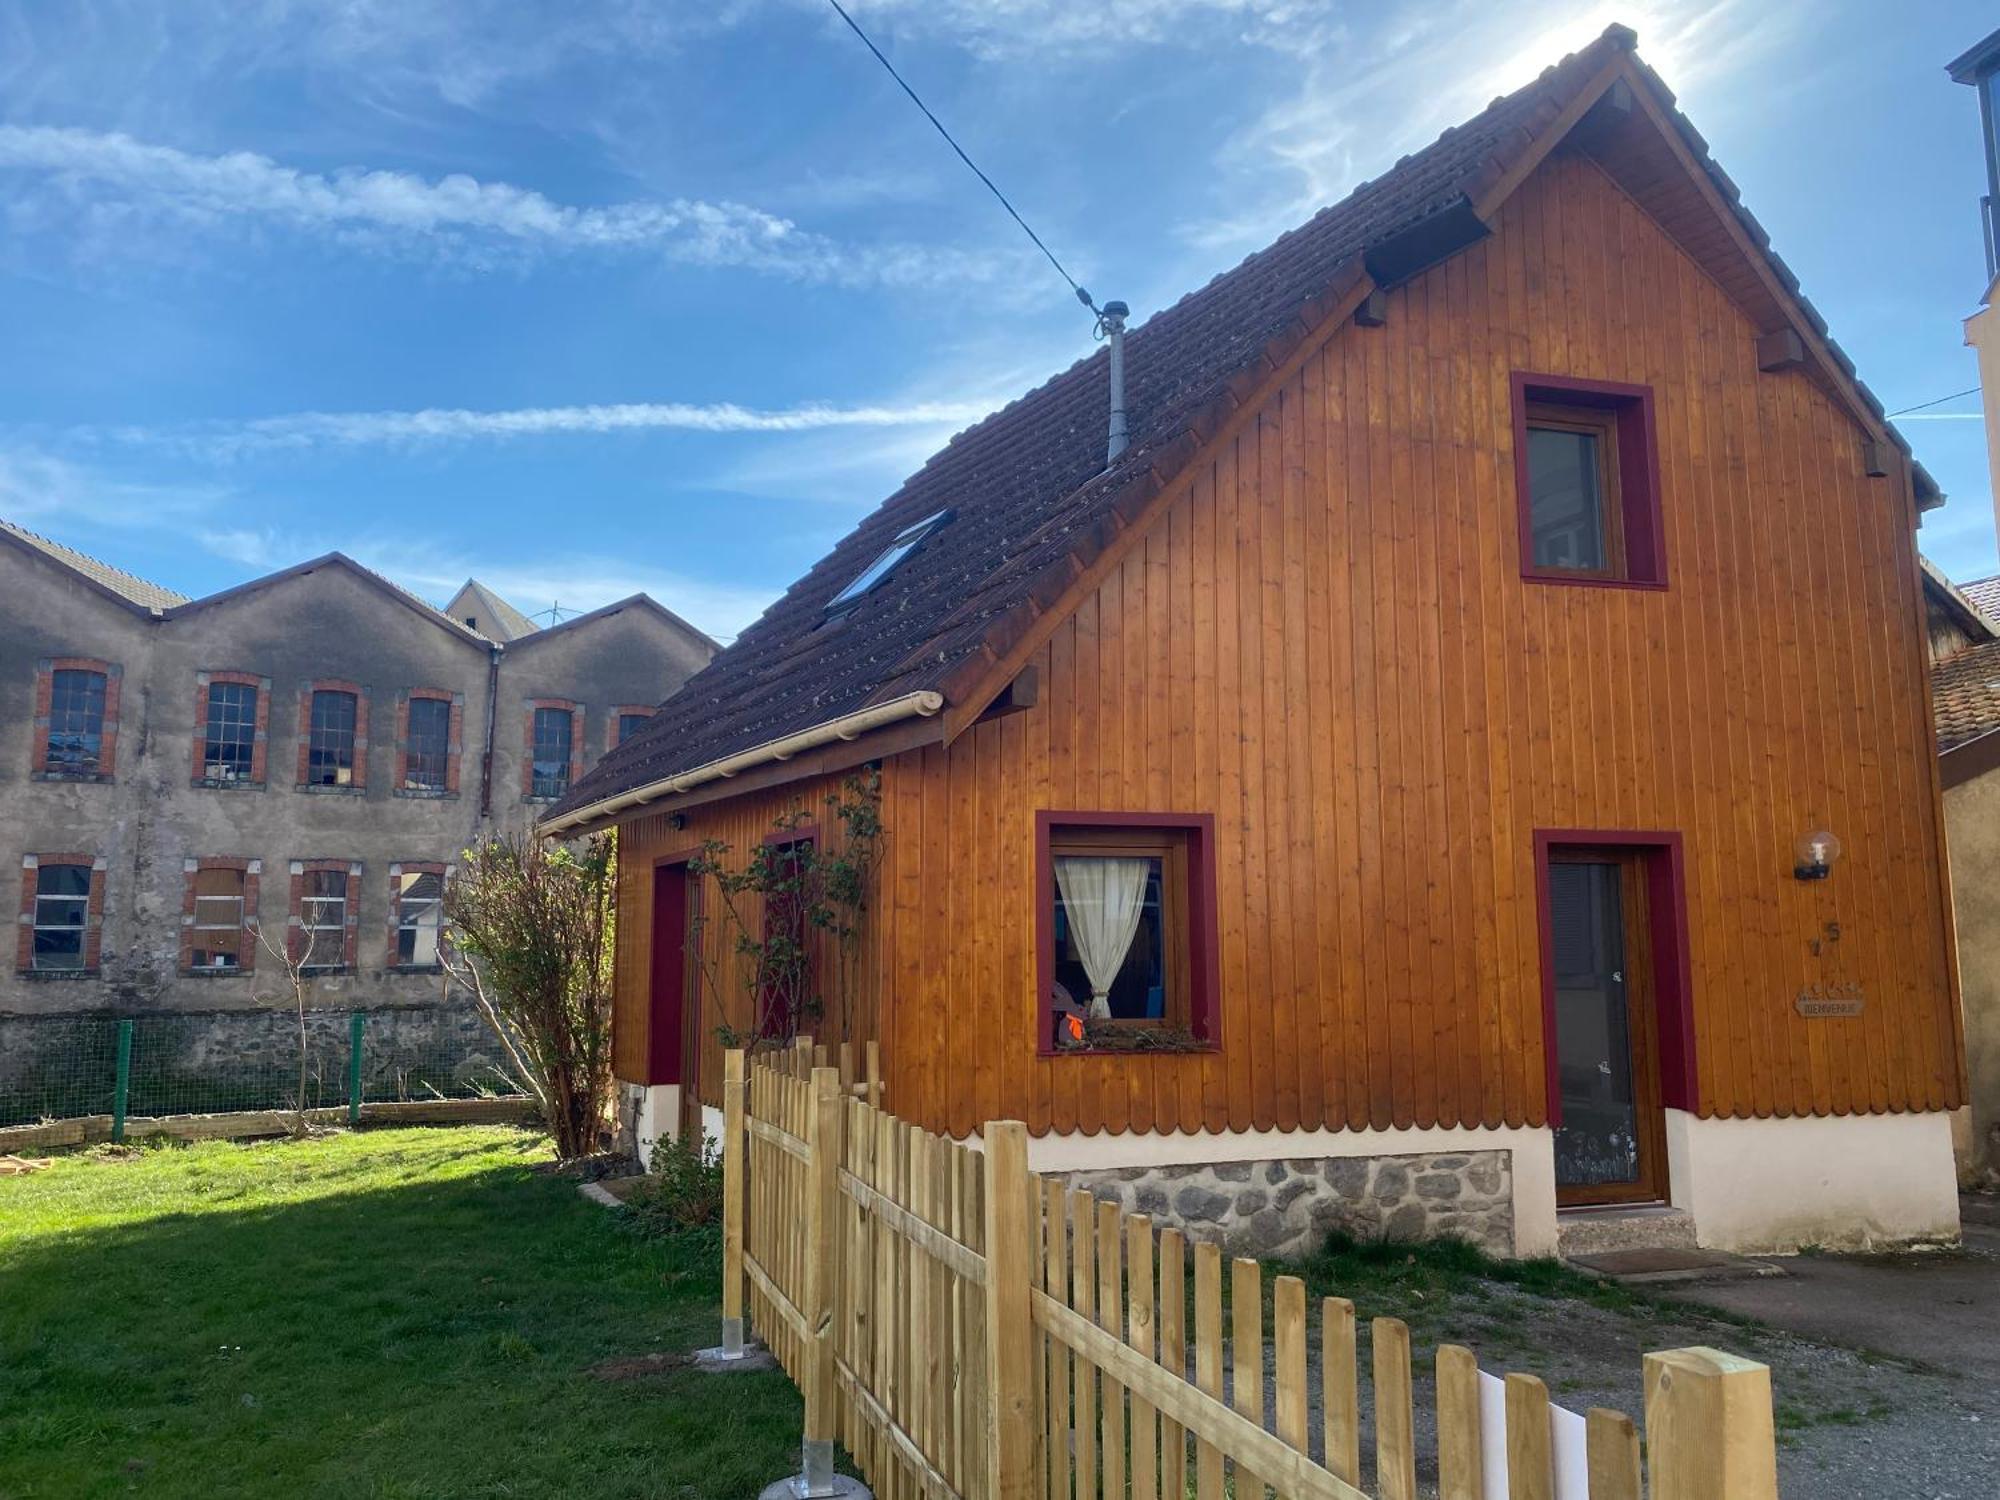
top-left (1662, 1107), bottom-right (1961, 1252)
top-left (632, 1083), bottom-right (680, 1162)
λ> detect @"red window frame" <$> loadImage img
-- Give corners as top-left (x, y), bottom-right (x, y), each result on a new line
top-left (180, 856), bottom-right (261, 975)
top-left (191, 671), bottom-right (271, 787)
top-left (16, 853), bottom-right (106, 975)
top-left (396, 689), bottom-right (462, 797)
top-left (1034, 811), bottom-right (1221, 1057)
top-left (297, 679), bottom-right (369, 790)
top-left (757, 827), bottom-right (816, 1041)
top-left (32, 656), bottom-right (121, 780)
top-left (1510, 372), bottom-right (1666, 589)
top-left (1531, 829), bottom-right (1697, 1124)
top-left (288, 859), bottom-right (360, 971)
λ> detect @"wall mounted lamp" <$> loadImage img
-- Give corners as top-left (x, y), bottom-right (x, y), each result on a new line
top-left (1794, 828), bottom-right (1841, 881)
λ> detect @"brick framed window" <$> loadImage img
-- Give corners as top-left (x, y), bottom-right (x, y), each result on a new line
top-left (523, 699), bottom-right (584, 802)
top-left (609, 704), bottom-right (655, 756)
top-left (17, 853), bottom-right (106, 976)
top-left (387, 861), bottom-right (450, 970)
top-left (297, 680), bottom-right (368, 792)
top-left (31, 657), bottom-right (120, 781)
top-left (192, 671), bottom-right (271, 788)
top-left (395, 689), bottom-right (462, 797)
top-left (288, 860), bottom-right (360, 973)
top-left (180, 857), bottom-right (261, 975)
top-left (1510, 373), bottom-right (1665, 588)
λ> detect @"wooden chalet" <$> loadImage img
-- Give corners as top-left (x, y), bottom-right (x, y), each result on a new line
top-left (547, 27), bottom-right (1965, 1256)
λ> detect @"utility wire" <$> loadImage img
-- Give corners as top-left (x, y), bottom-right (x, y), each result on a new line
top-left (819, 0), bottom-right (1100, 317)
top-left (1888, 386), bottom-right (1979, 418)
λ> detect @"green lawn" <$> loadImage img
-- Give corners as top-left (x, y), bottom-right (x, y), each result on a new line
top-left (0, 1127), bottom-right (804, 1499)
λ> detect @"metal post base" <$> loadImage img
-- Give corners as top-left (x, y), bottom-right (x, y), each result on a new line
top-left (755, 1439), bottom-right (870, 1500)
top-left (757, 1474), bottom-right (869, 1500)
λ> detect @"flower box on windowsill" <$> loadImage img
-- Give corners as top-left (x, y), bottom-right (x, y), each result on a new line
top-left (1054, 1021), bottom-right (1213, 1056)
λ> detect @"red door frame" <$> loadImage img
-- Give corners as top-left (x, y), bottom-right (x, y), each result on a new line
top-left (1532, 829), bottom-right (1697, 1126)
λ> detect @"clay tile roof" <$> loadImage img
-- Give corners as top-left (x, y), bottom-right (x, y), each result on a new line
top-left (1934, 637), bottom-right (2000, 751)
top-left (1961, 575), bottom-right (2000, 622)
top-left (0, 519), bottom-right (190, 612)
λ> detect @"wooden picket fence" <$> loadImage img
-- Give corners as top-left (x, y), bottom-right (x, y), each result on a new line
top-left (723, 1043), bottom-right (1779, 1500)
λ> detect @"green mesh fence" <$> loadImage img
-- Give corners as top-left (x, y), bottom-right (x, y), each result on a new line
top-left (0, 1007), bottom-right (527, 1129)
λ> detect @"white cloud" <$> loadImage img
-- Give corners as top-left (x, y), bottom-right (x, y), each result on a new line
top-left (0, 123), bottom-right (1015, 285)
top-left (89, 396), bottom-right (1005, 461)
top-left (0, 446), bottom-right (230, 529)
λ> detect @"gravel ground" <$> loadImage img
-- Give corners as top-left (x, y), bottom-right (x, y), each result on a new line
top-left (1184, 1228), bottom-right (2000, 1499)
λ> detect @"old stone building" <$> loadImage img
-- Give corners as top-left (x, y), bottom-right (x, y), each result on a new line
top-left (0, 520), bottom-right (715, 1111)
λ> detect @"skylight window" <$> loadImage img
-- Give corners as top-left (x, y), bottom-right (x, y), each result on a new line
top-left (824, 509), bottom-right (953, 615)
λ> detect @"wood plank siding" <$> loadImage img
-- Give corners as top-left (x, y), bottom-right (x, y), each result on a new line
top-left (615, 149), bottom-right (1963, 1139)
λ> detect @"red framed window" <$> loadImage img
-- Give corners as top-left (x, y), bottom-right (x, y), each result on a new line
top-left (396, 689), bottom-right (461, 796)
top-left (32, 657), bottom-right (120, 780)
top-left (1510, 373), bottom-right (1664, 588)
top-left (289, 860), bottom-right (360, 972)
top-left (297, 680), bottom-right (368, 791)
top-left (757, 831), bottom-right (815, 1040)
top-left (192, 671), bottom-right (271, 787)
top-left (17, 853), bottom-right (105, 975)
top-left (1035, 812), bottom-right (1220, 1055)
top-left (181, 857), bottom-right (261, 975)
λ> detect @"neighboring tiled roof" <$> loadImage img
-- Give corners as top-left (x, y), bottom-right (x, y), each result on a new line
top-left (1934, 637), bottom-right (2000, 751)
top-left (1961, 575), bottom-right (2000, 621)
top-left (0, 519), bottom-right (190, 612)
top-left (446, 579), bottom-right (540, 642)
top-left (552, 24), bottom-right (1944, 825)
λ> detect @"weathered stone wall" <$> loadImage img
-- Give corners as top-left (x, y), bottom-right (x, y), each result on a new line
top-left (1063, 1149), bottom-right (1514, 1258)
top-left (0, 1000), bottom-right (514, 1124)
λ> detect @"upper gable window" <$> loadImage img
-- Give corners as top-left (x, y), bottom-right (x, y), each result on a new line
top-left (1525, 407), bottom-right (1619, 574)
top-left (824, 509), bottom-right (953, 615)
top-left (1511, 375), bottom-right (1665, 589)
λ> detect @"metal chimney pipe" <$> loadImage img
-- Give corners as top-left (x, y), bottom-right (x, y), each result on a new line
top-left (1101, 300), bottom-right (1130, 465)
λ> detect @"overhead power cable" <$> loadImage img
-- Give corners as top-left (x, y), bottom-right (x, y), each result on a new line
top-left (819, 0), bottom-right (1101, 318)
top-left (1887, 386), bottom-right (1980, 418)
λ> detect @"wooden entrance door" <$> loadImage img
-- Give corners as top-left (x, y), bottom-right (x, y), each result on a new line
top-left (649, 862), bottom-right (703, 1141)
top-left (1549, 851), bottom-right (1667, 1206)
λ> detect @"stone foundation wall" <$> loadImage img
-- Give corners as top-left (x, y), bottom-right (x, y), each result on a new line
top-left (1062, 1149), bottom-right (1514, 1258)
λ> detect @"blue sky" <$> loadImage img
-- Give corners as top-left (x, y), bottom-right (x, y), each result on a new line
top-left (0, 0), bottom-right (1993, 639)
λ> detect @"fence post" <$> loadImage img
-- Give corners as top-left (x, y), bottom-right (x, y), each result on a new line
top-left (111, 1018), bottom-right (133, 1143)
top-left (721, 1048), bottom-right (749, 1359)
top-left (1643, 1347), bottom-right (1779, 1500)
top-left (982, 1119), bottom-right (1039, 1500)
top-left (797, 1064), bottom-right (846, 1496)
top-left (348, 1012), bottom-right (365, 1127)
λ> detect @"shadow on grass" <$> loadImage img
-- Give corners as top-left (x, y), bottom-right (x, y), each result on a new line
top-left (0, 1133), bottom-right (808, 1499)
